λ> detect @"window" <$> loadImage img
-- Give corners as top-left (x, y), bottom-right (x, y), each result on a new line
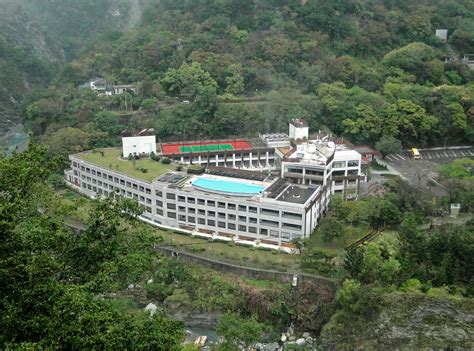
top-left (218, 202), bottom-right (226, 208)
top-left (178, 215), bottom-right (186, 221)
top-left (282, 223), bottom-right (301, 230)
top-left (287, 167), bottom-right (303, 174)
top-left (198, 218), bottom-right (205, 224)
top-left (146, 188), bottom-right (151, 194)
top-left (120, 179), bottom-right (125, 185)
top-left (261, 208), bottom-right (279, 216)
top-left (281, 232), bottom-right (291, 239)
top-left (178, 196), bottom-right (185, 202)
top-left (348, 160), bottom-right (359, 167)
top-left (238, 215), bottom-right (246, 222)
top-left (238, 205), bottom-right (247, 211)
top-left (282, 212), bottom-right (302, 219)
top-left (260, 228), bottom-right (268, 235)
top-left (218, 212), bottom-right (226, 219)
top-left (156, 208), bottom-right (163, 216)
top-left (249, 206), bottom-right (257, 213)
top-left (198, 199), bottom-right (205, 205)
top-left (139, 186), bottom-right (144, 192)
top-left (270, 230), bottom-right (279, 237)
top-left (156, 200), bottom-right (163, 207)
top-left (248, 226), bottom-right (257, 233)
top-left (146, 206), bottom-right (152, 213)
top-left (198, 209), bottom-right (206, 215)
top-left (333, 161), bottom-right (345, 168)
top-left (140, 196), bottom-right (145, 202)
top-left (133, 184), bottom-right (138, 190)
top-left (238, 225), bottom-right (246, 232)
top-left (260, 219), bottom-right (279, 227)
top-left (167, 212), bottom-right (176, 219)
top-left (146, 198), bottom-right (152, 204)
top-left (207, 219), bottom-right (215, 226)
top-left (218, 222), bottom-right (226, 228)
top-left (166, 193), bottom-right (176, 200)
top-left (228, 223), bottom-right (236, 230)
top-left (178, 206), bottom-right (186, 212)
top-left (208, 211), bottom-right (215, 217)
top-left (167, 203), bottom-right (176, 210)
top-left (207, 200), bottom-right (215, 206)
top-left (187, 197), bottom-right (195, 204)
top-left (155, 190), bottom-right (162, 197)
top-left (188, 208), bottom-right (196, 213)
top-left (228, 203), bottom-right (236, 210)
top-left (126, 181), bottom-right (131, 188)
top-left (188, 216), bottom-right (195, 223)
top-left (228, 214), bottom-right (236, 220)
top-left (249, 217), bottom-right (257, 224)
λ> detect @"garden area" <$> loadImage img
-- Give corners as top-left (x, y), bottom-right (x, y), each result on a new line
top-left (80, 148), bottom-right (176, 182)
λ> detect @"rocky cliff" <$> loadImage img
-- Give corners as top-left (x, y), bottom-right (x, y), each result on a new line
top-left (319, 292), bottom-right (474, 350)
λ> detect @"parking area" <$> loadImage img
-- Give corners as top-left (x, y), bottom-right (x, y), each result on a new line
top-left (386, 147), bottom-right (474, 165)
top-left (379, 147), bottom-right (473, 196)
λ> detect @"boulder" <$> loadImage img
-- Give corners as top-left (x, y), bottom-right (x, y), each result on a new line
top-left (296, 338), bottom-right (306, 346)
top-left (264, 342), bottom-right (280, 351)
top-left (144, 302), bottom-right (157, 316)
top-left (281, 334), bottom-right (287, 342)
top-left (303, 332), bottom-right (311, 338)
top-left (147, 278), bottom-right (154, 284)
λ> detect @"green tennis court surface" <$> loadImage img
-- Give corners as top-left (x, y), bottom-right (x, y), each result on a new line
top-left (180, 143), bottom-right (235, 152)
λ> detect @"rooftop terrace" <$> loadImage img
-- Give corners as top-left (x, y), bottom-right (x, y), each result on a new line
top-left (78, 148), bottom-right (174, 182)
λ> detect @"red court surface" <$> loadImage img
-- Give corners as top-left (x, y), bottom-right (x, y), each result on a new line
top-left (161, 140), bottom-right (252, 155)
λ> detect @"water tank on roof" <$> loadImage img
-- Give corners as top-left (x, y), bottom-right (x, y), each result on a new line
top-left (328, 141), bottom-right (335, 148)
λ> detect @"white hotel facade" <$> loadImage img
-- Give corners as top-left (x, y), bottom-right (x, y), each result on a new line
top-left (65, 120), bottom-right (364, 249)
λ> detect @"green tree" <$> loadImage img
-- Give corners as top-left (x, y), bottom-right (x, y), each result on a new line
top-left (43, 127), bottom-right (92, 155)
top-left (375, 136), bottom-right (402, 158)
top-left (318, 217), bottom-right (346, 243)
top-left (216, 313), bottom-right (263, 350)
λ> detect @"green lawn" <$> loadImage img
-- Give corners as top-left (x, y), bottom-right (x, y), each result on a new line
top-left (305, 225), bottom-right (369, 255)
top-left (80, 148), bottom-right (174, 182)
top-left (155, 228), bottom-right (301, 272)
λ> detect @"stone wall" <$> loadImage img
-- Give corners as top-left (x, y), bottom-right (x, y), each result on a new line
top-left (155, 245), bottom-right (338, 292)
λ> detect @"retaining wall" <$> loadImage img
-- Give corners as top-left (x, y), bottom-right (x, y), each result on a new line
top-left (155, 245), bottom-right (338, 292)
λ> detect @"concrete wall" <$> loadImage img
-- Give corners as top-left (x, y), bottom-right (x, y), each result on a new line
top-left (154, 245), bottom-right (338, 292)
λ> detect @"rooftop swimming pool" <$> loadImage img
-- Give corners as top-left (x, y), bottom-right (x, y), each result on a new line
top-left (192, 178), bottom-right (266, 196)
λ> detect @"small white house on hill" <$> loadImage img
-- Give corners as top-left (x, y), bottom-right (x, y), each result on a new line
top-left (122, 129), bottom-right (156, 157)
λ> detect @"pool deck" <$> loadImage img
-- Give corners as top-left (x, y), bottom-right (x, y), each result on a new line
top-left (158, 172), bottom-right (273, 196)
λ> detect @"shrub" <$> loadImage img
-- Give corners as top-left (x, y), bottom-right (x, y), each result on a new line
top-left (151, 153), bottom-right (161, 161)
top-left (140, 168), bottom-right (148, 173)
top-left (161, 157), bottom-right (171, 164)
top-left (187, 164), bottom-right (205, 174)
top-left (176, 165), bottom-right (183, 171)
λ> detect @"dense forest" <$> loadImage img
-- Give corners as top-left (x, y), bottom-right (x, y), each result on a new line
top-left (1, 1), bottom-right (474, 349)
top-left (17, 0), bottom-right (474, 153)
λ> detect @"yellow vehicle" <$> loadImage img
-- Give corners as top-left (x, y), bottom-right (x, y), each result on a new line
top-left (411, 148), bottom-right (421, 160)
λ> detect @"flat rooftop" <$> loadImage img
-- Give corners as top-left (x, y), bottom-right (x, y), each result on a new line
top-left (77, 148), bottom-right (174, 182)
top-left (275, 185), bottom-right (319, 204)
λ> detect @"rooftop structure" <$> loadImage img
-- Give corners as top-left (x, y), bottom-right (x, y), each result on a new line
top-left (122, 129), bottom-right (156, 157)
top-left (289, 118), bottom-right (309, 142)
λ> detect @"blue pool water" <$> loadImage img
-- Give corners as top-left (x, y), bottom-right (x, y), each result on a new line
top-left (192, 178), bottom-right (265, 195)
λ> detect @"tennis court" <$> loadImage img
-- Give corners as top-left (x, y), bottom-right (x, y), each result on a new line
top-left (161, 139), bottom-right (252, 155)
top-left (180, 143), bottom-right (234, 153)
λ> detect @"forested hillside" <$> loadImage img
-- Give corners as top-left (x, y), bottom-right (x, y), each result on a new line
top-left (27, 0), bottom-right (474, 154)
top-left (0, 0), bottom-right (147, 140)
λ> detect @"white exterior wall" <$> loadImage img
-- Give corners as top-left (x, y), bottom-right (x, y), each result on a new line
top-left (289, 124), bottom-right (309, 141)
top-left (65, 156), bottom-right (328, 245)
top-left (122, 135), bottom-right (156, 157)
